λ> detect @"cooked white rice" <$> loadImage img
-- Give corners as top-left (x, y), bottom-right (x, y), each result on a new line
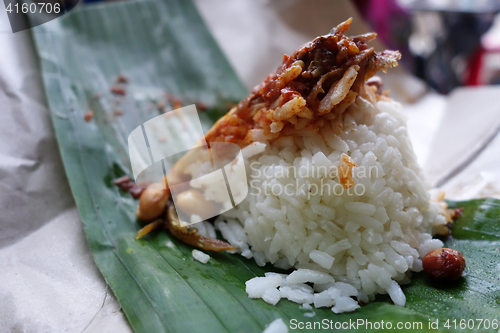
top-left (192, 249), bottom-right (210, 264)
top-left (187, 96), bottom-right (447, 313)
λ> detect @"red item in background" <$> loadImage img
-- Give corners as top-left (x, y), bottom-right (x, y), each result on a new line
top-left (465, 39), bottom-right (500, 86)
top-left (465, 47), bottom-right (485, 86)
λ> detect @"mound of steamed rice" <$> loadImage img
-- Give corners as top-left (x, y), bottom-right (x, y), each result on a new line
top-left (188, 96), bottom-right (447, 313)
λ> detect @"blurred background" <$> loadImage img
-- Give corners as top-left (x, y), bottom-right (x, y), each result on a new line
top-left (77, 0), bottom-right (500, 95)
top-left (355, 0), bottom-right (500, 94)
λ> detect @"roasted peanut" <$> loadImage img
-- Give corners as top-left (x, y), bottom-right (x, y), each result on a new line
top-left (164, 171), bottom-right (190, 193)
top-left (422, 248), bottom-right (465, 281)
top-left (84, 111), bottom-right (94, 122)
top-left (175, 189), bottom-right (216, 218)
top-left (135, 184), bottom-right (170, 221)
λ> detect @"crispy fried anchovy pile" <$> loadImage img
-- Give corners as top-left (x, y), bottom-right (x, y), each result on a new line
top-left (205, 18), bottom-right (400, 146)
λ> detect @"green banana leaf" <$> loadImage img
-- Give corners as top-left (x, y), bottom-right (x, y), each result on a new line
top-left (29, 0), bottom-right (500, 332)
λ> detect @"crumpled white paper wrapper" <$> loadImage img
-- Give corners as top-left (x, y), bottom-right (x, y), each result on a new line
top-left (0, 7), bottom-right (132, 333)
top-left (1, 0), bottom-right (499, 332)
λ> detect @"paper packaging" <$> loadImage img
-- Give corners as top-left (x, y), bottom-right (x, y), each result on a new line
top-left (1, 1), bottom-right (499, 332)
